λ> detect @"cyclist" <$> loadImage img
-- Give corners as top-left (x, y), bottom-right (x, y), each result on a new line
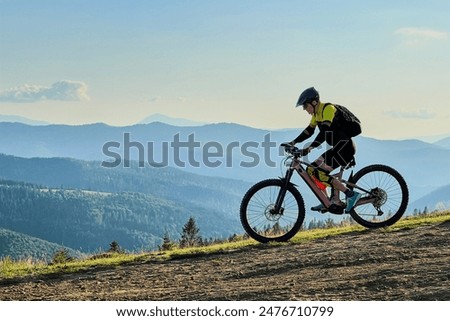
top-left (287, 87), bottom-right (361, 213)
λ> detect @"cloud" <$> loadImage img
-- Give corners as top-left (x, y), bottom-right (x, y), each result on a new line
top-left (395, 27), bottom-right (448, 46)
top-left (384, 108), bottom-right (436, 119)
top-left (0, 80), bottom-right (90, 103)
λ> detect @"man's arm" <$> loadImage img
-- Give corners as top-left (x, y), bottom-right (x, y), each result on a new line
top-left (291, 125), bottom-right (315, 144)
top-left (308, 123), bottom-right (329, 148)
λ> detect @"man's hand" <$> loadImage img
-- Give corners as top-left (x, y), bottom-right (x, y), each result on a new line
top-left (281, 142), bottom-right (295, 154)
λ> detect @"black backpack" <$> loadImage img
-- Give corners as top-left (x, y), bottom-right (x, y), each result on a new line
top-left (324, 103), bottom-right (362, 137)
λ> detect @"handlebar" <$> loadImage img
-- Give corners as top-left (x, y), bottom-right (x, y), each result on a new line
top-left (280, 143), bottom-right (309, 157)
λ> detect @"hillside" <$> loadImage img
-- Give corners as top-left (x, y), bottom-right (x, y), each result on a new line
top-left (0, 153), bottom-right (249, 213)
top-left (0, 153), bottom-right (252, 259)
top-left (1, 216), bottom-right (449, 300)
top-left (409, 185), bottom-right (450, 212)
top-left (0, 180), bottom-right (243, 256)
top-left (0, 228), bottom-right (80, 261)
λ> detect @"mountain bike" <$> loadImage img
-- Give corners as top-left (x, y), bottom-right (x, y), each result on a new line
top-left (240, 143), bottom-right (409, 243)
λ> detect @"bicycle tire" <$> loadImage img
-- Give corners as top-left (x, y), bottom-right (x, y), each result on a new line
top-left (240, 179), bottom-right (305, 243)
top-left (349, 164), bottom-right (409, 228)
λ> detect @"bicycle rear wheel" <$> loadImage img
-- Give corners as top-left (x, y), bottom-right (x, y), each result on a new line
top-left (349, 164), bottom-right (409, 228)
top-left (240, 179), bottom-right (305, 243)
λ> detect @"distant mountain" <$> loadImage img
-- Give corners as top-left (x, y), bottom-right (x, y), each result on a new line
top-left (413, 133), bottom-right (450, 144)
top-left (409, 185), bottom-right (450, 212)
top-left (0, 227), bottom-right (80, 261)
top-left (0, 121), bottom-right (449, 203)
top-left (0, 114), bottom-right (49, 125)
top-left (139, 113), bottom-right (207, 126)
top-left (434, 137), bottom-right (450, 149)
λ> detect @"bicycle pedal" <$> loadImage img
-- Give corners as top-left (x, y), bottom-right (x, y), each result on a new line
top-left (311, 205), bottom-right (327, 212)
top-left (328, 204), bottom-right (344, 215)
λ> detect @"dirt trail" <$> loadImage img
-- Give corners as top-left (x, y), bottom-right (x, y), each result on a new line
top-left (1, 220), bottom-right (450, 301)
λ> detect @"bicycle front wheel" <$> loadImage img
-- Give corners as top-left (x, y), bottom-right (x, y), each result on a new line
top-left (240, 179), bottom-right (305, 243)
top-left (349, 164), bottom-right (409, 228)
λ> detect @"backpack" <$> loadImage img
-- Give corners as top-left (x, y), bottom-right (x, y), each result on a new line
top-left (324, 103), bottom-right (362, 137)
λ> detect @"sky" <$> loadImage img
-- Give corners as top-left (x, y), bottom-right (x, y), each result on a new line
top-left (0, 0), bottom-right (449, 140)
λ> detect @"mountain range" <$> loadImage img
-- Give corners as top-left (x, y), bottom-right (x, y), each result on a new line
top-left (139, 113), bottom-right (207, 127)
top-left (0, 121), bottom-right (449, 197)
top-left (0, 114), bottom-right (49, 126)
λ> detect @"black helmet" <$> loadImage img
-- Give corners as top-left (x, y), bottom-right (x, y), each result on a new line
top-left (296, 87), bottom-right (319, 107)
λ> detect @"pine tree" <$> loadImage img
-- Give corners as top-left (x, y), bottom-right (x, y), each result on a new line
top-left (52, 248), bottom-right (73, 264)
top-left (159, 232), bottom-right (177, 251)
top-left (108, 240), bottom-right (124, 254)
top-left (180, 217), bottom-right (202, 248)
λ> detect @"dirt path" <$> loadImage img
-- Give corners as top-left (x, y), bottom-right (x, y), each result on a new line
top-left (1, 220), bottom-right (450, 301)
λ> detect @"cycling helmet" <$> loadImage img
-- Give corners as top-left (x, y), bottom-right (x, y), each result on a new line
top-left (296, 87), bottom-right (319, 107)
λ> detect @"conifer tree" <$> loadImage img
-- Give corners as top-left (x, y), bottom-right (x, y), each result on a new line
top-left (180, 216), bottom-right (202, 248)
top-left (108, 240), bottom-right (124, 254)
top-left (159, 232), bottom-right (177, 251)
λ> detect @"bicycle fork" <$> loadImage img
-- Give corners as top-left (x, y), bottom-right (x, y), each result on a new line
top-left (272, 168), bottom-right (295, 214)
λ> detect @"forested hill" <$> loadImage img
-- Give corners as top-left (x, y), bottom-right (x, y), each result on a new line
top-left (0, 153), bottom-right (248, 201)
top-left (0, 179), bottom-right (242, 256)
top-left (0, 154), bottom-right (251, 259)
top-left (0, 227), bottom-right (81, 262)
top-left (0, 153), bottom-right (250, 223)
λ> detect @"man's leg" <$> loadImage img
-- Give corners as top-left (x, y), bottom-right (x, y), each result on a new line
top-left (311, 142), bottom-right (361, 212)
top-left (325, 139), bottom-right (361, 213)
top-left (308, 156), bottom-right (333, 211)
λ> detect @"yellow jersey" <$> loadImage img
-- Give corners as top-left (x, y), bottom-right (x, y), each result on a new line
top-left (310, 102), bottom-right (336, 128)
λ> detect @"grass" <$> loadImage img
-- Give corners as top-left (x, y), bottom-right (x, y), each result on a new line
top-left (1, 211), bottom-right (449, 280)
top-left (0, 253), bottom-right (146, 280)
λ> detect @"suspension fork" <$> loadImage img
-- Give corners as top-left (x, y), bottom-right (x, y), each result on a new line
top-left (273, 168), bottom-right (295, 213)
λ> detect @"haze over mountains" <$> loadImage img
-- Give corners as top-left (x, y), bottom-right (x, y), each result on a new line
top-left (0, 114), bottom-right (49, 126)
top-left (1, 113), bottom-right (449, 260)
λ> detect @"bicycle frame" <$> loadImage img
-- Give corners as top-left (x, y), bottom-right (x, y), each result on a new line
top-left (276, 155), bottom-right (374, 212)
top-left (286, 157), bottom-right (333, 208)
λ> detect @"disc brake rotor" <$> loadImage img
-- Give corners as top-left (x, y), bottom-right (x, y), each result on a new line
top-left (265, 204), bottom-right (283, 221)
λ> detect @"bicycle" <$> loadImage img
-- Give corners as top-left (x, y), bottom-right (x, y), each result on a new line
top-left (240, 143), bottom-right (409, 243)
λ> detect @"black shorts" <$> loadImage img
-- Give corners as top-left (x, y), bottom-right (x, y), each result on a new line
top-left (321, 139), bottom-right (355, 170)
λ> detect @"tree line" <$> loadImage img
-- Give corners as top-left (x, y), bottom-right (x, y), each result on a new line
top-left (157, 215), bottom-right (360, 252)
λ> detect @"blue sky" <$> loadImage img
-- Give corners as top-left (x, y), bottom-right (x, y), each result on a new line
top-left (0, 0), bottom-right (449, 139)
